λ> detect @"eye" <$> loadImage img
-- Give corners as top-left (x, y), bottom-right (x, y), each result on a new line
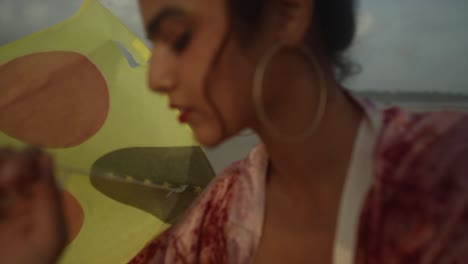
top-left (172, 30), bottom-right (192, 53)
top-left (156, 14), bottom-right (192, 55)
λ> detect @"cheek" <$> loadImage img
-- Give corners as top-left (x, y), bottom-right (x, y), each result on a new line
top-left (183, 47), bottom-right (255, 146)
top-left (178, 27), bottom-right (223, 105)
top-left (207, 43), bottom-right (257, 134)
top-left (177, 49), bottom-right (226, 145)
top-left (176, 29), bottom-right (256, 143)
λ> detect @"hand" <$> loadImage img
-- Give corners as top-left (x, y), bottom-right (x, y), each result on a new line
top-left (0, 148), bottom-right (67, 264)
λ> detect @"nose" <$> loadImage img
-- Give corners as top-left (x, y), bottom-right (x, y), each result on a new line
top-left (148, 44), bottom-right (177, 93)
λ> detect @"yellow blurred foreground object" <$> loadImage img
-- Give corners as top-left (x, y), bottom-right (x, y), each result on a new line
top-left (0, 0), bottom-right (214, 263)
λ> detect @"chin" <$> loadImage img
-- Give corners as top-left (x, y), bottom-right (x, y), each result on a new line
top-left (191, 123), bottom-right (226, 148)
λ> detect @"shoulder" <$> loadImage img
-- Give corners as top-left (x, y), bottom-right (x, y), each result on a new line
top-left (380, 107), bottom-right (467, 143)
top-left (378, 105), bottom-right (468, 186)
top-left (358, 108), bottom-right (468, 263)
top-left (383, 107), bottom-right (468, 136)
top-left (376, 106), bottom-right (468, 196)
top-left (171, 144), bottom-right (265, 233)
top-left (129, 147), bottom-right (260, 263)
top-left (377, 107), bottom-right (468, 171)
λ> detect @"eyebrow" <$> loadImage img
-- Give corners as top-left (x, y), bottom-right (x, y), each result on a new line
top-left (146, 7), bottom-right (186, 40)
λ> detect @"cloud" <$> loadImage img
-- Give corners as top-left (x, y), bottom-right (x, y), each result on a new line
top-left (355, 11), bottom-right (375, 38)
top-left (99, 1), bottom-right (142, 26)
top-left (99, 0), bottom-right (136, 11)
top-left (98, 0), bottom-right (146, 41)
top-left (0, 0), bottom-right (15, 24)
top-left (348, 0), bottom-right (468, 94)
top-left (24, 2), bottom-right (50, 24)
top-left (0, 0), bottom-right (82, 46)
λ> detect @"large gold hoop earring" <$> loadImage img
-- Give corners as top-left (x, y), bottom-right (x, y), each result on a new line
top-left (252, 43), bottom-right (327, 143)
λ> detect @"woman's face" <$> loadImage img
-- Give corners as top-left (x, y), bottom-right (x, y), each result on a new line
top-left (138, 0), bottom-right (261, 147)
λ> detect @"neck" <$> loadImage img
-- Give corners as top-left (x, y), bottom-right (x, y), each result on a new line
top-left (254, 80), bottom-right (363, 197)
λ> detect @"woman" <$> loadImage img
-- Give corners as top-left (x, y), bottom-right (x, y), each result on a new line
top-left (2, 0), bottom-right (468, 263)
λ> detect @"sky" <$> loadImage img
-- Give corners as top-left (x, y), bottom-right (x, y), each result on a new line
top-left (1, 0), bottom-right (468, 94)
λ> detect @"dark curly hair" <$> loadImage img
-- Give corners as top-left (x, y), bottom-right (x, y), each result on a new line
top-left (229, 0), bottom-right (358, 82)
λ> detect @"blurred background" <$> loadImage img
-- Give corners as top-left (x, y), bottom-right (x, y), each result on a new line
top-left (1, 0), bottom-right (467, 172)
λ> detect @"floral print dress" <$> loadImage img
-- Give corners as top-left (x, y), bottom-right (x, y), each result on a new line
top-left (130, 101), bottom-right (468, 264)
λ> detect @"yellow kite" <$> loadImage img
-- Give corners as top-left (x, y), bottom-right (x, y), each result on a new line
top-left (0, 0), bottom-right (214, 263)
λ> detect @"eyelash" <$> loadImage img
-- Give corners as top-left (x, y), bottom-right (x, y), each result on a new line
top-left (172, 30), bottom-right (192, 54)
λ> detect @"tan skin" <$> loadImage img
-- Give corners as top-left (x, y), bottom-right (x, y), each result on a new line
top-left (0, 0), bottom-right (363, 263)
top-left (0, 149), bottom-right (66, 264)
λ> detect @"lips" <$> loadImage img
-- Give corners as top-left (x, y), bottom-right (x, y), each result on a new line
top-left (169, 103), bottom-right (192, 123)
top-left (178, 109), bottom-right (192, 123)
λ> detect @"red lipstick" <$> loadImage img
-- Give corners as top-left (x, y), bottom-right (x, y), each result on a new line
top-left (178, 110), bottom-right (191, 123)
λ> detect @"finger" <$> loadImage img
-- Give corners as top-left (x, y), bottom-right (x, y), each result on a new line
top-left (0, 179), bottom-right (20, 222)
top-left (0, 152), bottom-right (18, 191)
top-left (0, 147), bottom-right (15, 193)
top-left (32, 153), bottom-right (67, 256)
top-left (15, 148), bottom-right (42, 191)
top-left (0, 148), bottom-right (15, 212)
top-left (0, 147), bottom-right (15, 165)
top-left (21, 147), bottom-right (42, 175)
top-left (0, 187), bottom-right (11, 220)
top-left (0, 149), bottom-right (37, 220)
top-left (0, 150), bottom-right (15, 220)
top-left (0, 148), bottom-right (38, 222)
top-left (0, 148), bottom-right (42, 193)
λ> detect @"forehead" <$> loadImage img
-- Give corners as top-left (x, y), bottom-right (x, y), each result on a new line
top-left (138, 0), bottom-right (225, 26)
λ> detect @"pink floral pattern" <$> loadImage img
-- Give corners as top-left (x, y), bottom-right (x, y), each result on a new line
top-left (356, 107), bottom-right (468, 263)
top-left (129, 153), bottom-right (268, 264)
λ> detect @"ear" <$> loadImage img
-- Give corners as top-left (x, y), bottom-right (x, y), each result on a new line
top-left (269, 0), bottom-right (315, 46)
